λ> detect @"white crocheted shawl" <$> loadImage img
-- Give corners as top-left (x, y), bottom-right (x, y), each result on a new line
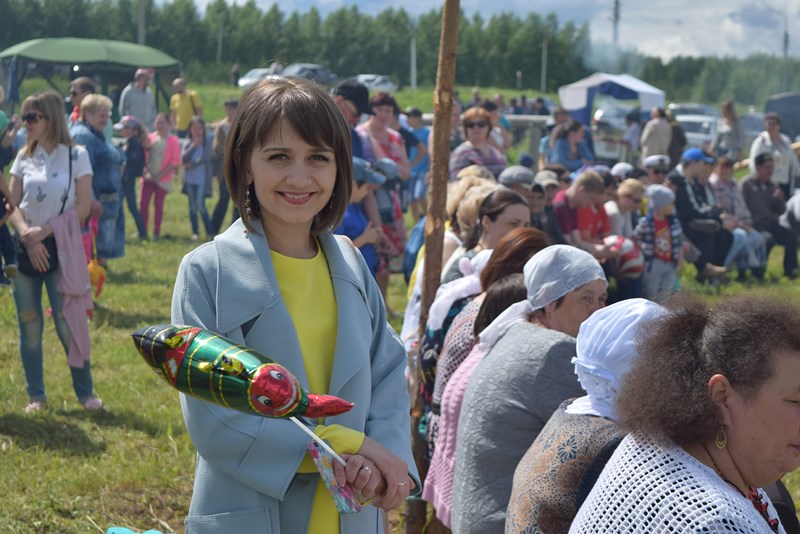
top-left (570, 432), bottom-right (785, 533)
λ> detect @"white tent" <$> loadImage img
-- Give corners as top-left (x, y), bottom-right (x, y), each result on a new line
top-left (558, 72), bottom-right (666, 125)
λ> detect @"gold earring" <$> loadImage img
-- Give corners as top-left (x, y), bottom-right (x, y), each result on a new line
top-left (715, 427), bottom-right (727, 449)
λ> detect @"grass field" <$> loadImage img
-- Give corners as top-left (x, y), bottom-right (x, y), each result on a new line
top-left (1, 186), bottom-right (800, 532)
top-left (2, 79), bottom-right (800, 532)
top-left (10, 76), bottom-right (556, 124)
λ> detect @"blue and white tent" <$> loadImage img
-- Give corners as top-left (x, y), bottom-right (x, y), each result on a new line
top-left (558, 73), bottom-right (666, 125)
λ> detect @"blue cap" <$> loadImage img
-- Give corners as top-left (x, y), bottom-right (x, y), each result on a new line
top-left (682, 147), bottom-right (714, 163)
top-left (352, 157), bottom-right (386, 185)
top-left (518, 152), bottom-right (534, 168)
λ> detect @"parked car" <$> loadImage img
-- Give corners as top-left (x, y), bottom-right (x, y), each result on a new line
top-left (675, 114), bottom-right (718, 151)
top-left (667, 102), bottom-right (720, 119)
top-left (355, 74), bottom-right (398, 93)
top-left (741, 111), bottom-right (765, 154)
top-left (237, 67), bottom-right (279, 89)
top-left (282, 63), bottom-right (338, 85)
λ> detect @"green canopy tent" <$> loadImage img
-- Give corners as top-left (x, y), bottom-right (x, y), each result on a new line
top-left (0, 37), bottom-right (180, 112)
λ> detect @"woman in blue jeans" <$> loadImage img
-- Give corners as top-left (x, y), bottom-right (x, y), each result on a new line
top-left (7, 91), bottom-right (101, 412)
top-left (70, 94), bottom-right (125, 263)
top-left (181, 117), bottom-right (212, 240)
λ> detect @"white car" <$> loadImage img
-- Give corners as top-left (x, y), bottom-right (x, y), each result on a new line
top-left (675, 114), bottom-right (718, 151)
top-left (355, 74), bottom-right (398, 93)
top-left (238, 68), bottom-right (279, 89)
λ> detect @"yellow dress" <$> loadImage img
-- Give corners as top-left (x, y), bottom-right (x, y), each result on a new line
top-left (271, 245), bottom-right (366, 534)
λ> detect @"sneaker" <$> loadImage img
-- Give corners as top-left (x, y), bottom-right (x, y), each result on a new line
top-left (83, 397), bottom-right (104, 410)
top-left (190, 234), bottom-right (199, 241)
top-left (4, 264), bottom-right (17, 279)
top-left (698, 263), bottom-right (728, 281)
top-left (25, 401), bottom-right (47, 413)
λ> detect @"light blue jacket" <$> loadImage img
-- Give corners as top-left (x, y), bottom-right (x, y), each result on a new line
top-left (171, 218), bottom-right (418, 533)
top-left (551, 137), bottom-right (595, 172)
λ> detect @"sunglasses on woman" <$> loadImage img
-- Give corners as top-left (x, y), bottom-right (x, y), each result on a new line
top-left (465, 121), bottom-right (488, 129)
top-left (21, 113), bottom-right (44, 124)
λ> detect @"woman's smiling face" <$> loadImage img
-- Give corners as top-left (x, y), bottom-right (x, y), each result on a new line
top-left (248, 120), bottom-right (337, 237)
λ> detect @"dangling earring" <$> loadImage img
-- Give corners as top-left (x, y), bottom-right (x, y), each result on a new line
top-left (715, 426), bottom-right (727, 449)
top-left (244, 185), bottom-right (252, 220)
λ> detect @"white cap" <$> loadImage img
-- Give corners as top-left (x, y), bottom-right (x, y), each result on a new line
top-left (567, 298), bottom-right (665, 419)
top-left (611, 162), bottom-right (634, 178)
top-left (643, 154), bottom-right (670, 169)
top-left (478, 245), bottom-right (607, 349)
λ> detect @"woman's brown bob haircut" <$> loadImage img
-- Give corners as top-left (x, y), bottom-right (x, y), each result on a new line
top-left (224, 77), bottom-right (353, 235)
top-left (616, 293), bottom-right (800, 446)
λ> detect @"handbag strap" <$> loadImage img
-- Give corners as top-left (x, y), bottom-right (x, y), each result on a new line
top-left (59, 148), bottom-right (73, 215)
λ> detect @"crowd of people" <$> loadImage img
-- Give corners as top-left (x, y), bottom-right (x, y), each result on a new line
top-left (0, 71), bottom-right (244, 414)
top-left (1, 72), bottom-right (799, 533)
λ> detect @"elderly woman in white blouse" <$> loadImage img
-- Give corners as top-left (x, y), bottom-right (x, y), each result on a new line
top-left (571, 294), bottom-right (800, 533)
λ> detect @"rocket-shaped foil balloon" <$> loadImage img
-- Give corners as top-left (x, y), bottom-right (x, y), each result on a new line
top-left (131, 324), bottom-right (354, 419)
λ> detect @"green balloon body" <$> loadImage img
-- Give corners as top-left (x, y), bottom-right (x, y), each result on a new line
top-left (131, 324), bottom-right (354, 419)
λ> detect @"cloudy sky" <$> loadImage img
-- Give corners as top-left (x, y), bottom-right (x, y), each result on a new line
top-left (194, 0), bottom-right (799, 61)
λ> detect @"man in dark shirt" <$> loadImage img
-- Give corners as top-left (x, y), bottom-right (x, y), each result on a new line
top-left (668, 148), bottom-right (730, 280)
top-left (331, 78), bottom-right (371, 159)
top-left (740, 153), bottom-right (798, 278)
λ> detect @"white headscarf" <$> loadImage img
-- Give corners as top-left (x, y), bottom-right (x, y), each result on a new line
top-left (565, 298), bottom-right (665, 420)
top-left (426, 249), bottom-right (493, 331)
top-left (478, 245), bottom-right (606, 349)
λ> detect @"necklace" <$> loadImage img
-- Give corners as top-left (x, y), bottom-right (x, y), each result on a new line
top-left (701, 445), bottom-right (780, 533)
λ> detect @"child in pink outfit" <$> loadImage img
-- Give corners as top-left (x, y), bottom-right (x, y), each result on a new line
top-left (140, 113), bottom-right (179, 238)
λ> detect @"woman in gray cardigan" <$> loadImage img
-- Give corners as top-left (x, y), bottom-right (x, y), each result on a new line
top-left (171, 78), bottom-right (418, 533)
top-left (450, 245), bottom-right (608, 534)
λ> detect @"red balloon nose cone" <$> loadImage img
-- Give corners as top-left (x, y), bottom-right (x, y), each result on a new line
top-left (303, 394), bottom-right (354, 418)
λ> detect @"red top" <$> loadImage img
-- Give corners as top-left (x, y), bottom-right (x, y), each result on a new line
top-left (552, 189), bottom-right (578, 237)
top-left (577, 204), bottom-right (610, 241)
top-left (653, 217), bottom-right (672, 263)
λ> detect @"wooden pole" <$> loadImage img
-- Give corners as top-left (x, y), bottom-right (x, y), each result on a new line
top-left (404, 1), bottom-right (459, 533)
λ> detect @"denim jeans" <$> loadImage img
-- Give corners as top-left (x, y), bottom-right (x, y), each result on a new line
top-left (12, 269), bottom-right (94, 403)
top-left (122, 174), bottom-right (147, 238)
top-left (187, 183), bottom-right (211, 236)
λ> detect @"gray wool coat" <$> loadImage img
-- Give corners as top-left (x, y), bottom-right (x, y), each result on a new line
top-left (171, 219), bottom-right (418, 533)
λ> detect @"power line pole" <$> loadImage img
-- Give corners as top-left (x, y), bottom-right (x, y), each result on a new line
top-left (612, 0), bottom-right (620, 49)
top-left (761, 1), bottom-right (790, 92)
top-left (216, 18), bottom-right (224, 63)
top-left (540, 37), bottom-right (548, 93)
top-left (137, 0), bottom-right (146, 44)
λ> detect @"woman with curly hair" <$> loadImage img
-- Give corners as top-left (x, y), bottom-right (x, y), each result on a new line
top-left (571, 294), bottom-right (800, 533)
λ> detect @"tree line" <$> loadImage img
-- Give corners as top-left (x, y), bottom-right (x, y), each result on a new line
top-left (0, 0), bottom-right (795, 108)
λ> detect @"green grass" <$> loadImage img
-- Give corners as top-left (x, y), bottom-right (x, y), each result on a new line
top-left (2, 188), bottom-right (800, 532)
top-left (9, 77), bottom-right (557, 125)
top-left (2, 80), bottom-right (799, 531)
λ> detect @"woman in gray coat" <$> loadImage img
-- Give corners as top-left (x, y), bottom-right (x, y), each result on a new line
top-left (451, 245), bottom-right (608, 534)
top-left (171, 78), bottom-right (418, 533)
